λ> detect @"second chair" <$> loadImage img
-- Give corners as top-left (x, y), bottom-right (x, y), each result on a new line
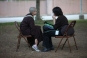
top-left (55, 20), bottom-right (78, 53)
top-left (14, 21), bottom-right (32, 52)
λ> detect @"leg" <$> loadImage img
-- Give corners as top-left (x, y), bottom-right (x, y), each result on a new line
top-left (27, 37), bottom-right (35, 46)
top-left (42, 34), bottom-right (52, 52)
top-left (42, 34), bottom-right (51, 49)
top-left (42, 30), bottom-right (56, 52)
top-left (34, 26), bottom-right (43, 43)
top-left (23, 37), bottom-right (31, 47)
top-left (47, 30), bottom-right (56, 48)
top-left (43, 30), bottom-right (55, 48)
top-left (49, 36), bottom-right (54, 50)
top-left (35, 39), bottom-right (38, 46)
top-left (32, 38), bottom-right (41, 52)
top-left (27, 37), bottom-right (40, 52)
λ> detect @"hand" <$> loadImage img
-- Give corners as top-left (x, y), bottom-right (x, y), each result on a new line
top-left (52, 15), bottom-right (56, 19)
top-left (52, 15), bottom-right (56, 24)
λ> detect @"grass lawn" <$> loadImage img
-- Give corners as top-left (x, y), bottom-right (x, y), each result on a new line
top-left (0, 20), bottom-right (87, 58)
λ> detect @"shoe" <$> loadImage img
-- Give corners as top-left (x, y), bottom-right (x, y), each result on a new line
top-left (32, 45), bottom-right (40, 52)
top-left (41, 47), bottom-right (51, 52)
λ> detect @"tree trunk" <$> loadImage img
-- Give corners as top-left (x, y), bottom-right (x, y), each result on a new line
top-left (36, 0), bottom-right (41, 20)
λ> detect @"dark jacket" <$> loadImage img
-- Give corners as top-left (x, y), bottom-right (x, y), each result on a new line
top-left (54, 15), bottom-right (74, 35)
top-left (54, 15), bottom-right (68, 30)
top-left (20, 14), bottom-right (35, 35)
top-left (20, 14), bottom-right (43, 42)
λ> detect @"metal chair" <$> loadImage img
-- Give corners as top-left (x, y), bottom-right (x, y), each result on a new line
top-left (14, 21), bottom-right (32, 52)
top-left (55, 20), bottom-right (78, 53)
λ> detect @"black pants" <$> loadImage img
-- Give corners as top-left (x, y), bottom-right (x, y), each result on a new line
top-left (27, 36), bottom-right (42, 46)
top-left (27, 37), bottom-right (35, 46)
top-left (27, 26), bottom-right (43, 46)
top-left (42, 30), bottom-right (56, 49)
top-left (42, 24), bottom-right (63, 49)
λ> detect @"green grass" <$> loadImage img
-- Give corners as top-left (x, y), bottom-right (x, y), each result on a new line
top-left (0, 20), bottom-right (87, 27)
top-left (75, 20), bottom-right (87, 29)
top-left (0, 20), bottom-right (86, 35)
top-left (0, 22), bottom-right (14, 26)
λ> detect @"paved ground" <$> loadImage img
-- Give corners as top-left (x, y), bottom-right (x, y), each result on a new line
top-left (0, 20), bottom-right (87, 58)
top-left (0, 14), bottom-right (87, 23)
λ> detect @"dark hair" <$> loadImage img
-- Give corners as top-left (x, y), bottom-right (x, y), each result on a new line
top-left (52, 7), bottom-right (63, 16)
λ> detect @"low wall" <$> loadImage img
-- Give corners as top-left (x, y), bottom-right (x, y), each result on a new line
top-left (0, 0), bottom-right (87, 17)
top-left (0, 14), bottom-right (87, 23)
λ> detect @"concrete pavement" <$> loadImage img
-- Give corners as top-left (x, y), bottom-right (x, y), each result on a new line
top-left (0, 14), bottom-right (87, 23)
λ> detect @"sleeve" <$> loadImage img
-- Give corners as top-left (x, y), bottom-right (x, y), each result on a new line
top-left (28, 17), bottom-right (41, 39)
top-left (23, 17), bottom-right (36, 35)
top-left (54, 18), bottom-right (61, 30)
top-left (23, 17), bottom-right (35, 30)
top-left (28, 17), bottom-right (35, 33)
top-left (29, 18), bottom-right (35, 28)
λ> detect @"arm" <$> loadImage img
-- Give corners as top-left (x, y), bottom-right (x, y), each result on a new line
top-left (54, 17), bottom-right (61, 30)
top-left (29, 17), bottom-right (35, 31)
top-left (52, 15), bottom-right (56, 24)
top-left (23, 17), bottom-right (36, 35)
top-left (52, 15), bottom-right (60, 30)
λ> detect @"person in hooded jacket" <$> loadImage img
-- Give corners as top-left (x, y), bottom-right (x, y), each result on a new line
top-left (20, 7), bottom-right (43, 52)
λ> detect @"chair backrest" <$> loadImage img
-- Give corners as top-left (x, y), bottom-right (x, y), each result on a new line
top-left (14, 21), bottom-right (20, 32)
top-left (63, 20), bottom-right (76, 36)
top-left (69, 20), bottom-right (76, 27)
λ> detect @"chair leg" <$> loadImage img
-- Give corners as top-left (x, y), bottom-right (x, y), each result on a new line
top-left (73, 36), bottom-right (78, 50)
top-left (26, 39), bottom-right (31, 47)
top-left (23, 37), bottom-right (33, 50)
top-left (67, 38), bottom-right (71, 53)
top-left (61, 38), bottom-right (68, 50)
top-left (16, 36), bottom-right (21, 52)
top-left (55, 37), bottom-right (64, 52)
top-left (23, 37), bottom-right (31, 48)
